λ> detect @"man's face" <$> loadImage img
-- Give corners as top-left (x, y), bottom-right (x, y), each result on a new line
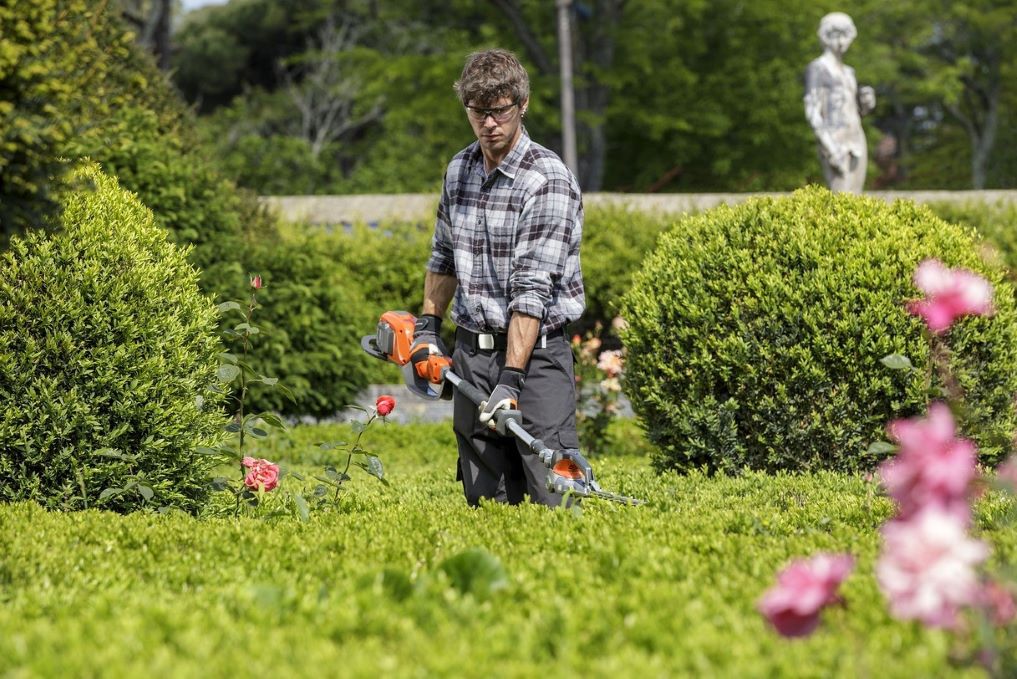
top-left (465, 95), bottom-right (527, 159)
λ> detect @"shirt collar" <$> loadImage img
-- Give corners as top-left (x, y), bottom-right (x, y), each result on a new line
top-left (469, 128), bottom-right (531, 181)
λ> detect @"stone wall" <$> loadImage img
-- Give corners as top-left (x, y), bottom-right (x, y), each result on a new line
top-left (263, 190), bottom-right (1017, 226)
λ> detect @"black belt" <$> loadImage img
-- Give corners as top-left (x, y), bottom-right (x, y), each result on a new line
top-left (457, 327), bottom-right (566, 352)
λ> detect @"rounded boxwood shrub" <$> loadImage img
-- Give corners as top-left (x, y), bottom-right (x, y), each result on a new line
top-left (0, 165), bottom-right (227, 513)
top-left (621, 186), bottom-right (1017, 475)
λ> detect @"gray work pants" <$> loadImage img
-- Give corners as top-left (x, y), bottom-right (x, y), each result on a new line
top-left (451, 329), bottom-right (579, 507)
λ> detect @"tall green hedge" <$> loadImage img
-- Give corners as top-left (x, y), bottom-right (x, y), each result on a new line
top-left (0, 0), bottom-right (133, 239)
top-left (621, 186), bottom-right (1017, 474)
top-left (926, 200), bottom-right (1017, 274)
top-left (0, 165), bottom-right (226, 513)
top-left (1, 1), bottom-right (377, 417)
top-left (235, 231), bottom-right (376, 417)
top-left (581, 205), bottom-right (671, 333)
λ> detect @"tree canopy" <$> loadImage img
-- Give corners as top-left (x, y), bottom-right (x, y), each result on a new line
top-left (167, 0), bottom-right (1016, 193)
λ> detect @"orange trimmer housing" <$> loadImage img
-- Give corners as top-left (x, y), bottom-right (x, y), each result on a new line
top-left (360, 310), bottom-right (451, 387)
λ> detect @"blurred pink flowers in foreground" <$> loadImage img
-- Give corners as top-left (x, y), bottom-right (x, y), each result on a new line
top-left (242, 456), bottom-right (280, 492)
top-left (906, 259), bottom-right (993, 334)
top-left (876, 508), bottom-right (989, 628)
top-left (757, 553), bottom-right (854, 638)
top-left (880, 402), bottom-right (976, 523)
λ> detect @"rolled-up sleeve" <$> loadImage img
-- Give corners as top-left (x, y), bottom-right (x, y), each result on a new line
top-left (427, 179), bottom-right (456, 275)
top-left (509, 177), bottom-right (577, 318)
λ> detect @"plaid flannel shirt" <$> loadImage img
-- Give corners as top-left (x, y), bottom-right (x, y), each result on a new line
top-left (427, 131), bottom-right (585, 335)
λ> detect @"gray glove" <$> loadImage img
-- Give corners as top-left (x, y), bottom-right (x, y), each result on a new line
top-left (479, 368), bottom-right (525, 430)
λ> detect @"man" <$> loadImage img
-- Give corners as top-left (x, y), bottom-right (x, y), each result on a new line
top-left (804, 12), bottom-right (876, 193)
top-left (413, 49), bottom-right (585, 507)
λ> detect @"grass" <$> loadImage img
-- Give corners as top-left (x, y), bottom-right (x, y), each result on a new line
top-left (0, 419), bottom-right (1013, 677)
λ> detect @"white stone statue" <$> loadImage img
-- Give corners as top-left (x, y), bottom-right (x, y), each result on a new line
top-left (804, 12), bottom-right (876, 193)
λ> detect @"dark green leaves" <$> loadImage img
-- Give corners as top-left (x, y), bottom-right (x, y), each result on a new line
top-left (436, 549), bottom-right (509, 601)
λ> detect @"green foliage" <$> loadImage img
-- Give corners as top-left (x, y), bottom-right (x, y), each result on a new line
top-left (621, 186), bottom-right (1017, 474)
top-left (926, 200), bottom-right (1017, 274)
top-left (231, 233), bottom-right (376, 417)
top-left (2, 419), bottom-right (1015, 675)
top-left (0, 165), bottom-right (226, 513)
top-left (295, 220), bottom-right (434, 384)
top-left (0, 0), bottom-right (132, 238)
top-left (581, 205), bottom-right (670, 330)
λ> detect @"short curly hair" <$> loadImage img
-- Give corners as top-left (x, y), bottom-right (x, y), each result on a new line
top-left (454, 49), bottom-right (529, 107)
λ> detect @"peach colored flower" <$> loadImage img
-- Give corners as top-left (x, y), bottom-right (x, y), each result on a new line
top-left (757, 553), bottom-right (854, 638)
top-left (242, 456), bottom-right (279, 492)
top-left (876, 508), bottom-right (989, 628)
top-left (597, 350), bottom-right (624, 378)
top-left (906, 259), bottom-right (993, 334)
top-left (376, 394), bottom-right (396, 417)
top-left (880, 402), bottom-right (977, 523)
top-left (599, 377), bottom-right (621, 393)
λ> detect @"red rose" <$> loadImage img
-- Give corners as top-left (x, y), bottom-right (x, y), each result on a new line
top-left (376, 394), bottom-right (396, 417)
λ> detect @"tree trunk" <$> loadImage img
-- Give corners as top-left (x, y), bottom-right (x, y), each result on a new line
top-left (571, 0), bottom-right (623, 191)
top-left (969, 85), bottom-right (999, 190)
top-left (489, 0), bottom-right (624, 191)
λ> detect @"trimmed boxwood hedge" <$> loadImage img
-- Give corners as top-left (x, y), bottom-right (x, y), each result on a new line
top-left (0, 165), bottom-right (227, 513)
top-left (621, 186), bottom-right (1017, 474)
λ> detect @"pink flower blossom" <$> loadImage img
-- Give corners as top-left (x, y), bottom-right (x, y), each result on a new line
top-left (880, 402), bottom-right (976, 523)
top-left (876, 508), bottom-right (989, 628)
top-left (597, 350), bottom-right (624, 378)
top-left (250, 274), bottom-right (263, 289)
top-left (906, 259), bottom-right (993, 334)
top-left (757, 553), bottom-right (854, 638)
top-left (242, 456), bottom-right (280, 492)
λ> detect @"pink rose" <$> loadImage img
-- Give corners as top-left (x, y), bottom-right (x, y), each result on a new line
top-left (880, 402), bottom-right (977, 523)
top-left (250, 274), bottom-right (263, 289)
top-left (757, 553), bottom-right (854, 638)
top-left (242, 457), bottom-right (280, 492)
top-left (376, 394), bottom-right (396, 417)
top-left (876, 508), bottom-right (989, 628)
top-left (906, 259), bottom-right (993, 334)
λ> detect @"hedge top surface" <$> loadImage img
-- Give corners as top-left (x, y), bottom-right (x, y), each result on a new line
top-left (621, 185), bottom-right (1017, 474)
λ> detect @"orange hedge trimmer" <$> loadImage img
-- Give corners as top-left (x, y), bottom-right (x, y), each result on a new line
top-left (362, 311), bottom-right (643, 505)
